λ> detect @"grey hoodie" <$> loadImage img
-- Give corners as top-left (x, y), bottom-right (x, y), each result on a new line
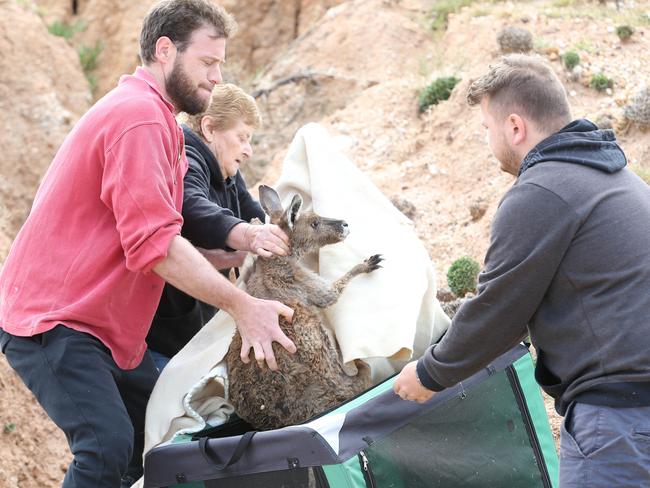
top-left (418, 119), bottom-right (650, 415)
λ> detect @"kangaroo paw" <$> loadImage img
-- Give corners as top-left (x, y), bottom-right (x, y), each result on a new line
top-left (364, 254), bottom-right (384, 273)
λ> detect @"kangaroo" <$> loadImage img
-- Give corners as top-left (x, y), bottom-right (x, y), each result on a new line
top-left (225, 185), bottom-right (382, 430)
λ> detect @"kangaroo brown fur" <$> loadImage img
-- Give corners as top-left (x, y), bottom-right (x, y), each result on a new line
top-left (225, 185), bottom-right (382, 430)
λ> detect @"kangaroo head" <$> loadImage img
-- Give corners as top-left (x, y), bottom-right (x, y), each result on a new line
top-left (259, 185), bottom-right (349, 256)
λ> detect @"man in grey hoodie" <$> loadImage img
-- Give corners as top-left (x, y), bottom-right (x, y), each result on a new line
top-left (394, 54), bottom-right (650, 486)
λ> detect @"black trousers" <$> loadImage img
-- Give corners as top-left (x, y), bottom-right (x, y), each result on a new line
top-left (0, 325), bottom-right (159, 487)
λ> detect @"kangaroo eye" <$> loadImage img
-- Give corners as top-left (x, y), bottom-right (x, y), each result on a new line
top-left (311, 219), bottom-right (320, 229)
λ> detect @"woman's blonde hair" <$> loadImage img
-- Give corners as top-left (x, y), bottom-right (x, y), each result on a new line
top-left (183, 83), bottom-right (262, 138)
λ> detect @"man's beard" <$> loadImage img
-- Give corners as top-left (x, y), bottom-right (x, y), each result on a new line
top-left (166, 58), bottom-right (208, 115)
top-left (497, 135), bottom-right (521, 176)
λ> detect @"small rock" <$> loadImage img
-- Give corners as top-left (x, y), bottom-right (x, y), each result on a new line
top-left (440, 298), bottom-right (465, 319)
top-left (333, 134), bottom-right (357, 152)
top-left (391, 196), bottom-right (417, 219)
top-left (469, 199), bottom-right (488, 221)
top-left (544, 46), bottom-right (560, 58)
top-left (497, 26), bottom-right (534, 53)
top-left (594, 113), bottom-right (614, 130)
top-left (436, 287), bottom-right (456, 303)
top-left (614, 93), bottom-right (628, 106)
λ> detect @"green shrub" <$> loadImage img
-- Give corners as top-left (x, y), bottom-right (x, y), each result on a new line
top-left (562, 51), bottom-right (580, 70)
top-left (85, 73), bottom-right (97, 93)
top-left (430, 0), bottom-right (475, 31)
top-left (589, 73), bottom-right (613, 92)
top-left (78, 41), bottom-right (103, 73)
top-left (418, 76), bottom-right (460, 113)
top-left (48, 19), bottom-right (85, 39)
top-left (616, 25), bottom-right (634, 41)
top-left (447, 256), bottom-right (480, 298)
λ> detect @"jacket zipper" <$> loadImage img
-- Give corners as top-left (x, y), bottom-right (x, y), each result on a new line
top-left (358, 450), bottom-right (377, 488)
top-left (505, 366), bottom-right (553, 488)
top-left (313, 466), bottom-right (330, 488)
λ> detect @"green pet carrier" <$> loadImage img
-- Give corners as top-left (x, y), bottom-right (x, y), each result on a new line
top-left (143, 344), bottom-right (558, 487)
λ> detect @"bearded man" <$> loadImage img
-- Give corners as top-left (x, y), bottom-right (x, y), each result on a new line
top-left (394, 54), bottom-right (650, 486)
top-left (0, 1), bottom-right (296, 487)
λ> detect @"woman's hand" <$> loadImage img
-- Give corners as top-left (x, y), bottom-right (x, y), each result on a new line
top-left (243, 223), bottom-right (289, 258)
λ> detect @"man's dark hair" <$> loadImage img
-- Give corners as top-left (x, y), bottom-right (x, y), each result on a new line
top-left (140, 0), bottom-right (237, 64)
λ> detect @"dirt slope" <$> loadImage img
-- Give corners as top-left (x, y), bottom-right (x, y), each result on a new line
top-left (1, 0), bottom-right (649, 485)
top-left (0, 3), bottom-right (91, 484)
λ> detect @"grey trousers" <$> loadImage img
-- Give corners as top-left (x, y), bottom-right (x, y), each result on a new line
top-left (560, 402), bottom-right (650, 487)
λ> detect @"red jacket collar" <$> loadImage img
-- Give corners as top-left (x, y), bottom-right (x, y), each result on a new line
top-left (120, 66), bottom-right (176, 114)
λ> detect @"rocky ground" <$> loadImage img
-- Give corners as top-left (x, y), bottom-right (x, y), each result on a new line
top-left (1, 0), bottom-right (649, 485)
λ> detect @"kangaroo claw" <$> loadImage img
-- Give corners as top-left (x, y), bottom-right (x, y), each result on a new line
top-left (365, 254), bottom-right (384, 271)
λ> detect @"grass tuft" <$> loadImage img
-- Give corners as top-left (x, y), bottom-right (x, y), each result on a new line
top-left (47, 19), bottom-right (85, 39)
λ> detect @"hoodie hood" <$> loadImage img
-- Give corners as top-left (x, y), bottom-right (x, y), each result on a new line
top-left (181, 124), bottom-right (241, 215)
top-left (518, 118), bottom-right (627, 177)
top-left (182, 124), bottom-right (229, 187)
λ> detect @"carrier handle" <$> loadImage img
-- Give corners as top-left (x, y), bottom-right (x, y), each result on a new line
top-left (198, 431), bottom-right (256, 470)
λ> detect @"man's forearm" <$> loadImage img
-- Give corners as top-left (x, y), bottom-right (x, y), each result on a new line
top-left (153, 235), bottom-right (249, 315)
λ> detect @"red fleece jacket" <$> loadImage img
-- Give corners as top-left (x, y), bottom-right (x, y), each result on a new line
top-left (0, 67), bottom-right (187, 369)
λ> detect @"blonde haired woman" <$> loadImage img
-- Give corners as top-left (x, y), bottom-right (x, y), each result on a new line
top-left (147, 84), bottom-right (289, 370)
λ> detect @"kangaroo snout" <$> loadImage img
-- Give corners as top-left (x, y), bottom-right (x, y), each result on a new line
top-left (333, 219), bottom-right (349, 239)
top-left (341, 221), bottom-right (349, 233)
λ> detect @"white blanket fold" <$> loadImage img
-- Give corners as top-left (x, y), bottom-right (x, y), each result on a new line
top-left (142, 122), bottom-right (450, 457)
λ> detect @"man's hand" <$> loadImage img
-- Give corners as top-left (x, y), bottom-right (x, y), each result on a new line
top-left (244, 224), bottom-right (289, 258)
top-left (233, 296), bottom-right (296, 371)
top-left (198, 248), bottom-right (247, 270)
top-left (153, 236), bottom-right (296, 372)
top-left (393, 361), bottom-right (435, 403)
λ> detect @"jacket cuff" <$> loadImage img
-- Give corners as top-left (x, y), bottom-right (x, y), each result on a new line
top-left (416, 357), bottom-right (446, 392)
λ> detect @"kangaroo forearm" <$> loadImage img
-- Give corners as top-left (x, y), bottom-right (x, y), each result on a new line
top-left (331, 265), bottom-right (365, 295)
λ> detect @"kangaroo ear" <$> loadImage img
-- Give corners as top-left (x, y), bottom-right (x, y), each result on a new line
top-left (285, 194), bottom-right (303, 229)
top-left (258, 185), bottom-right (283, 222)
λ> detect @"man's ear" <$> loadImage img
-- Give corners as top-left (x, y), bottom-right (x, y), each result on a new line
top-left (507, 113), bottom-right (527, 146)
top-left (154, 36), bottom-right (176, 65)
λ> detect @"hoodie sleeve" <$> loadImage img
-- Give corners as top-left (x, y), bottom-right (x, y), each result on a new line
top-left (235, 172), bottom-right (266, 223)
top-left (180, 156), bottom-right (244, 249)
top-left (417, 182), bottom-right (582, 391)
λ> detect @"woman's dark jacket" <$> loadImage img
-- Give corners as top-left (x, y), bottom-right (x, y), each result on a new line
top-left (146, 124), bottom-right (265, 358)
